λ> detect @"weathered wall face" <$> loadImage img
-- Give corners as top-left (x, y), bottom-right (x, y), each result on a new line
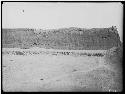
top-left (2, 27), bottom-right (122, 50)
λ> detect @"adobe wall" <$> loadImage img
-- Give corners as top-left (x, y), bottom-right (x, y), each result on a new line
top-left (2, 27), bottom-right (122, 50)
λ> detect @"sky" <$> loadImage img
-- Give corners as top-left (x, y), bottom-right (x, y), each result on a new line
top-left (2, 2), bottom-right (123, 42)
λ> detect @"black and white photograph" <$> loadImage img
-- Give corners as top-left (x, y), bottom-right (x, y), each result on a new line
top-left (1, 2), bottom-right (123, 92)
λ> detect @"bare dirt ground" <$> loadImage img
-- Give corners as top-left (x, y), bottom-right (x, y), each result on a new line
top-left (2, 48), bottom-right (122, 92)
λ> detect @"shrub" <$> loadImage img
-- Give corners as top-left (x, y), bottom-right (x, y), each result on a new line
top-left (15, 51), bottom-right (25, 55)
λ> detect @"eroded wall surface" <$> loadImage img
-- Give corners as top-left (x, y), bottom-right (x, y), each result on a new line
top-left (2, 27), bottom-right (122, 50)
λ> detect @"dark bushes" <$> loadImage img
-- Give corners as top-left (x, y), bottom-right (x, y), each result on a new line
top-left (92, 53), bottom-right (104, 57)
top-left (15, 51), bottom-right (25, 55)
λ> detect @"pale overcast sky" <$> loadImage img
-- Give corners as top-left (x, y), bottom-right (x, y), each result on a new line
top-left (2, 2), bottom-right (123, 42)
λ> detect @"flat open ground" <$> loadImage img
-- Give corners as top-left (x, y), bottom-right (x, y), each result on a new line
top-left (2, 48), bottom-right (122, 92)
